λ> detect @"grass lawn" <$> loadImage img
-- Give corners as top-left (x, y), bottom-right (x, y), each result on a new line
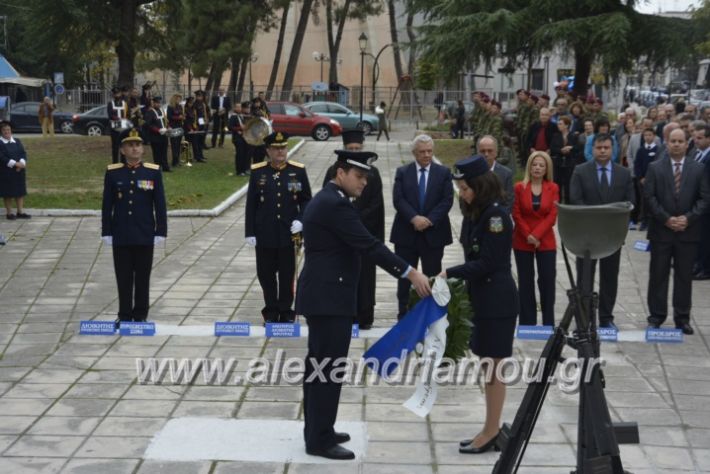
top-left (21, 136), bottom-right (298, 210)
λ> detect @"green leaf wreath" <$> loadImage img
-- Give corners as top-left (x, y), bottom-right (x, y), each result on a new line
top-left (408, 278), bottom-right (473, 361)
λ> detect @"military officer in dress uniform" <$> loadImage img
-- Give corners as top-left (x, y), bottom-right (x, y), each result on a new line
top-left (107, 87), bottom-right (128, 164)
top-left (297, 149), bottom-right (431, 460)
top-left (101, 128), bottom-right (167, 327)
top-left (143, 96), bottom-right (170, 171)
top-left (245, 131), bottom-right (311, 323)
top-left (322, 130), bottom-right (384, 329)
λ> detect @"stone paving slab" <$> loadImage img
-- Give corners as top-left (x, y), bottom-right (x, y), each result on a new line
top-left (1, 139), bottom-right (710, 473)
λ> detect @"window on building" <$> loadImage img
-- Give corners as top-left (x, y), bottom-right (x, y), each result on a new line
top-left (531, 69), bottom-right (544, 91)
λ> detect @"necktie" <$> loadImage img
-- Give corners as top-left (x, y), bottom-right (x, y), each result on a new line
top-left (600, 167), bottom-right (609, 197)
top-left (674, 162), bottom-right (682, 195)
top-left (695, 150), bottom-right (703, 162)
top-left (418, 168), bottom-right (427, 211)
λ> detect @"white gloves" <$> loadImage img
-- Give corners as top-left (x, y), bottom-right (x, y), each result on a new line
top-left (159, 128), bottom-right (167, 135)
top-left (245, 236), bottom-right (257, 247)
top-left (102, 236), bottom-right (113, 246)
top-left (290, 220), bottom-right (303, 234)
top-left (154, 236), bottom-right (166, 245)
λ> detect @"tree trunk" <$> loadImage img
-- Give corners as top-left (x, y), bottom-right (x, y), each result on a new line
top-left (205, 63), bottom-right (216, 94)
top-left (116, 0), bottom-right (139, 87)
top-left (281, 0), bottom-right (314, 101)
top-left (405, 10), bottom-right (416, 77)
top-left (387, 0), bottom-right (404, 82)
top-left (267, 2), bottom-right (290, 100)
top-left (227, 55), bottom-right (239, 97)
top-left (237, 56), bottom-right (248, 103)
top-left (326, 0), bottom-right (351, 85)
top-left (572, 47), bottom-right (592, 99)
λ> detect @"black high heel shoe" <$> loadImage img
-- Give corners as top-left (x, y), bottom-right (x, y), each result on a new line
top-left (458, 433), bottom-right (500, 454)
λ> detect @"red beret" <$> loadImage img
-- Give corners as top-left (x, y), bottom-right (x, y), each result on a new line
top-left (595, 98), bottom-right (603, 105)
top-left (541, 94), bottom-right (550, 101)
top-left (586, 96), bottom-right (595, 104)
top-left (530, 94), bottom-right (539, 103)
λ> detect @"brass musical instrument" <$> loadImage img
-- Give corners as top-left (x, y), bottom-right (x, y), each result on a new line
top-left (243, 117), bottom-right (273, 146)
top-left (180, 137), bottom-right (193, 167)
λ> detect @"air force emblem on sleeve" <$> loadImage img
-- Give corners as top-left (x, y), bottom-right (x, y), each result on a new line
top-left (489, 216), bottom-right (504, 233)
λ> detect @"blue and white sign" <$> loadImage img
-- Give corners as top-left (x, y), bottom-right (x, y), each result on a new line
top-left (79, 320), bottom-right (116, 335)
top-left (54, 84), bottom-right (65, 95)
top-left (119, 321), bottom-right (156, 336)
top-left (351, 324), bottom-right (359, 339)
top-left (645, 327), bottom-right (683, 343)
top-left (311, 81), bottom-right (328, 92)
top-left (634, 240), bottom-right (650, 252)
top-left (214, 322), bottom-right (250, 337)
top-left (597, 327), bottom-right (618, 342)
top-left (265, 322), bottom-right (301, 338)
top-left (516, 325), bottom-right (554, 340)
top-left (53, 72), bottom-right (64, 84)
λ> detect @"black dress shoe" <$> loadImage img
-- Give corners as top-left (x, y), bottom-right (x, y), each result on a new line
top-left (359, 324), bottom-right (372, 330)
top-left (16, 213), bottom-right (31, 219)
top-left (459, 434), bottom-right (500, 454)
top-left (334, 432), bottom-right (350, 444)
top-left (676, 323), bottom-right (694, 335)
top-left (306, 444), bottom-right (355, 460)
top-left (6, 213), bottom-right (16, 220)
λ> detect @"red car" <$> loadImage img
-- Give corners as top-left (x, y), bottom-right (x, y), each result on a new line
top-left (266, 101), bottom-right (342, 141)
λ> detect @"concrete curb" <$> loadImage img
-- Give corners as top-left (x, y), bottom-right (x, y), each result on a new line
top-left (19, 138), bottom-right (306, 218)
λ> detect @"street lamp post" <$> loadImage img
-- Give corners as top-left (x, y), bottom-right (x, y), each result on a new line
top-left (358, 33), bottom-right (368, 125)
top-left (370, 43), bottom-right (395, 114)
top-left (312, 51), bottom-right (328, 83)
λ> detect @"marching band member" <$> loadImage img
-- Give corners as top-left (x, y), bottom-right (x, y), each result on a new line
top-left (167, 94), bottom-right (184, 168)
top-left (143, 96), bottom-right (170, 172)
top-left (107, 87), bottom-right (129, 164)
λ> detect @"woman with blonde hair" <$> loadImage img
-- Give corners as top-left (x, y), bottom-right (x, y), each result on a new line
top-left (512, 151), bottom-right (559, 326)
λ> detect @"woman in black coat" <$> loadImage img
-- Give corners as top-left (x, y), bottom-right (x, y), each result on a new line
top-left (440, 155), bottom-right (518, 455)
top-left (0, 121), bottom-right (30, 220)
top-left (550, 115), bottom-right (579, 203)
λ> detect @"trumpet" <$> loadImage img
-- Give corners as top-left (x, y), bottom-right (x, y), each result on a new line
top-left (180, 138), bottom-right (193, 167)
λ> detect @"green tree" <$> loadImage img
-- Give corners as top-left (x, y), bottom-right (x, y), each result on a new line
top-left (410, 0), bottom-right (700, 97)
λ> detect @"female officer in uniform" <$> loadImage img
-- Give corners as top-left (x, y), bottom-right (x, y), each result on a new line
top-left (439, 155), bottom-right (519, 454)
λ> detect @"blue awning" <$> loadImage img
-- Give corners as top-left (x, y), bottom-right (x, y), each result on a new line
top-left (0, 54), bottom-right (20, 78)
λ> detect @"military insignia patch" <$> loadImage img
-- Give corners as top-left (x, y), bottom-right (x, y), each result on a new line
top-left (488, 216), bottom-right (504, 233)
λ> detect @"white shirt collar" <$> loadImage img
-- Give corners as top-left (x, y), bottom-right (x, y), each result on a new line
top-left (0, 136), bottom-right (16, 144)
top-left (417, 162), bottom-right (431, 172)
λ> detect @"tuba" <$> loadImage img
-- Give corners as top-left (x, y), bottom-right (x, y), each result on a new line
top-left (243, 117), bottom-right (273, 146)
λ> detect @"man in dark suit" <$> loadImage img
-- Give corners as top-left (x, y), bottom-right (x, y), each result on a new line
top-left (322, 130), bottom-right (384, 329)
top-left (645, 128), bottom-right (710, 335)
top-left (570, 133), bottom-right (635, 330)
top-left (477, 135), bottom-right (514, 209)
top-left (101, 128), bottom-right (167, 327)
top-left (210, 88), bottom-right (231, 148)
top-left (390, 134), bottom-right (454, 319)
top-left (245, 132), bottom-right (311, 323)
top-left (691, 124), bottom-right (710, 279)
top-left (297, 150), bottom-right (430, 460)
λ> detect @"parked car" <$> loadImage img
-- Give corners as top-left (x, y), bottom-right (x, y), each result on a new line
top-left (443, 100), bottom-right (475, 120)
top-left (302, 101), bottom-right (379, 134)
top-left (266, 101), bottom-right (342, 141)
top-left (8, 102), bottom-right (74, 134)
top-left (71, 105), bottom-right (111, 136)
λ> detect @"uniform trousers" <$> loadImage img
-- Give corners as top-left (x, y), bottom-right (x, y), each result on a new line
top-left (169, 135), bottom-right (182, 166)
top-left (356, 256), bottom-right (376, 327)
top-left (113, 245), bottom-right (154, 321)
top-left (514, 249), bottom-right (556, 326)
top-left (150, 138), bottom-right (170, 170)
top-left (395, 237), bottom-right (444, 317)
top-left (256, 244), bottom-right (295, 321)
top-left (110, 130), bottom-right (123, 164)
top-left (234, 135), bottom-right (249, 174)
top-left (211, 114), bottom-right (226, 147)
top-left (303, 315), bottom-right (353, 451)
top-left (576, 249), bottom-right (621, 325)
top-left (647, 239), bottom-right (697, 325)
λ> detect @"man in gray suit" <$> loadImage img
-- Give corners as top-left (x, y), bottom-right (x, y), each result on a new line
top-left (478, 135), bottom-right (514, 210)
top-left (645, 128), bottom-right (710, 335)
top-left (570, 133), bottom-right (635, 330)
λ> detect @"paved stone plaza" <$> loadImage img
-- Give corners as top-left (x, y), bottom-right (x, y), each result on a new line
top-left (0, 140), bottom-right (709, 473)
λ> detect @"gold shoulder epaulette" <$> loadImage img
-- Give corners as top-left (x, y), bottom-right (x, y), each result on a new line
top-left (251, 161), bottom-right (268, 170)
top-left (288, 160), bottom-right (304, 168)
top-left (143, 163), bottom-right (160, 170)
top-left (107, 163), bottom-right (124, 170)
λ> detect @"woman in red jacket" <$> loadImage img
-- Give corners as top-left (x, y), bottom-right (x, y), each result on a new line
top-left (512, 151), bottom-right (559, 326)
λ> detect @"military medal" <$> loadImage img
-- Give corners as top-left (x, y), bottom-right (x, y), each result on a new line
top-left (117, 192), bottom-right (122, 199)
